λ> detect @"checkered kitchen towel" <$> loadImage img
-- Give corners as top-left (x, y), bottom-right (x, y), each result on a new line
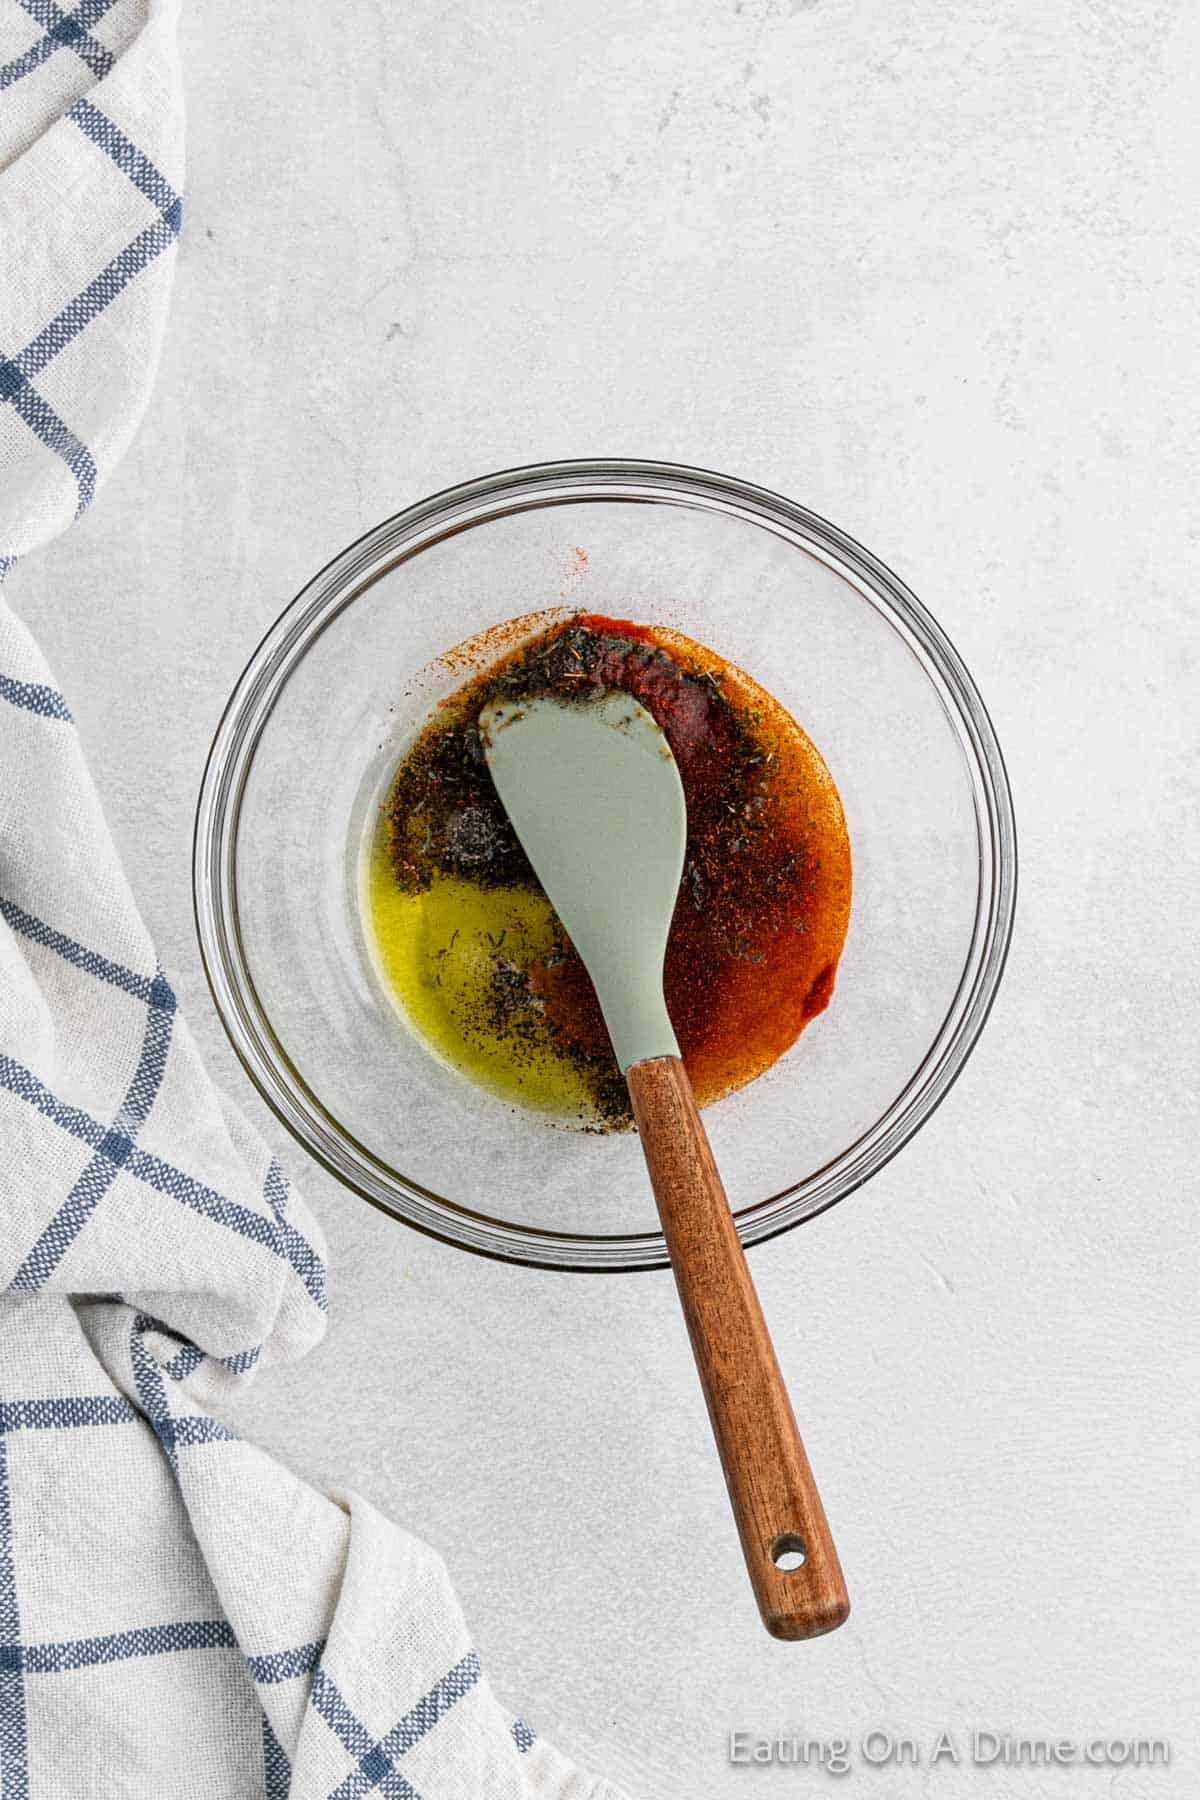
top-left (0, 4), bottom-right (628, 1796)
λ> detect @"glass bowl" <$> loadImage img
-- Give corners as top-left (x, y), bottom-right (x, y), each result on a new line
top-left (193, 459), bottom-right (1016, 1271)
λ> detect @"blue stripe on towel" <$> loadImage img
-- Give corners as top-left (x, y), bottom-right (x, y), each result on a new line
top-left (0, 678), bottom-right (72, 722)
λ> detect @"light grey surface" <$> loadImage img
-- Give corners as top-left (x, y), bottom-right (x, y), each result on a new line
top-left (8, 2), bottom-right (1197, 1794)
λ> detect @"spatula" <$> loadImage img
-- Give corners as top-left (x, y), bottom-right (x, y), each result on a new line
top-left (480, 688), bottom-right (849, 1640)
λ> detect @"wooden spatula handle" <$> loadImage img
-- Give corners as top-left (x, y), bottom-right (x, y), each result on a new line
top-left (625, 1054), bottom-right (849, 1640)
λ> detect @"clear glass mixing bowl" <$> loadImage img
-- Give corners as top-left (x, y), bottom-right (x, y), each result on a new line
top-left (193, 460), bottom-right (1016, 1270)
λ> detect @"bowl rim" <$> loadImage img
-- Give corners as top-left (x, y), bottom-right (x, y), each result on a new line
top-left (193, 456), bottom-right (1018, 1272)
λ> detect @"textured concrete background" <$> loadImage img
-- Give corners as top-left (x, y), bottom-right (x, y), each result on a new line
top-left (9, 2), bottom-right (1199, 1794)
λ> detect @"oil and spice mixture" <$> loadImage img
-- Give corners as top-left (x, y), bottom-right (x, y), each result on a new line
top-left (364, 613), bottom-right (851, 1128)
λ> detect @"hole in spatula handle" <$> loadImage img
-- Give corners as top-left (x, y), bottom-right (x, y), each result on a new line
top-left (771, 1534), bottom-right (808, 1571)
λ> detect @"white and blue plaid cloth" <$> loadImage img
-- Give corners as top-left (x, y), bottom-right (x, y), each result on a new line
top-left (0, 4), bottom-right (627, 1795)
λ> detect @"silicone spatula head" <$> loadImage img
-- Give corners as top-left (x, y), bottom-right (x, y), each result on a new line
top-left (479, 690), bottom-right (686, 1071)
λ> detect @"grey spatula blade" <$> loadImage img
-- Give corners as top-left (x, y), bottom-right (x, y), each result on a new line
top-left (479, 690), bottom-right (686, 1071)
